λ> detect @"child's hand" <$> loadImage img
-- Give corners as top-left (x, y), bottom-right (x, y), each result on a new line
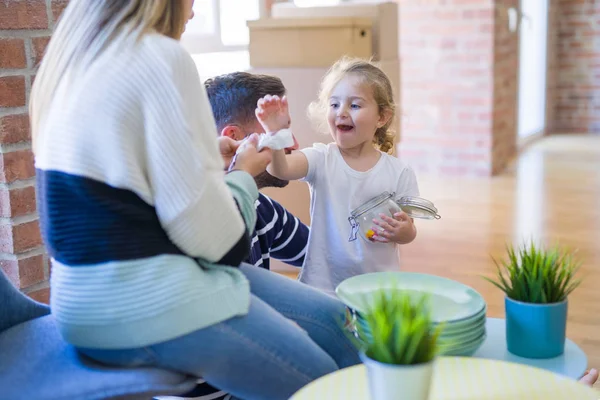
top-left (371, 212), bottom-right (416, 244)
top-left (256, 95), bottom-right (291, 135)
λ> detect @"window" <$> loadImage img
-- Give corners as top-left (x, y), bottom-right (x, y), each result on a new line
top-left (182, 0), bottom-right (260, 54)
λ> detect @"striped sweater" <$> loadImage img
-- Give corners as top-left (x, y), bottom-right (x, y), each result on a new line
top-left (35, 33), bottom-right (258, 349)
top-left (250, 193), bottom-right (308, 270)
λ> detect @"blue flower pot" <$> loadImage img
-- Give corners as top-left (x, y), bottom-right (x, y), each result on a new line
top-left (505, 296), bottom-right (567, 359)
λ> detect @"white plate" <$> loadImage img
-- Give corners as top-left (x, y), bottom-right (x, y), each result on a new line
top-left (354, 307), bottom-right (487, 336)
top-left (436, 309), bottom-right (487, 333)
top-left (336, 272), bottom-right (486, 324)
top-left (440, 326), bottom-right (486, 344)
top-left (441, 333), bottom-right (487, 356)
top-left (355, 317), bottom-right (485, 344)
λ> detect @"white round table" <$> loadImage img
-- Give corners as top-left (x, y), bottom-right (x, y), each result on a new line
top-left (473, 318), bottom-right (588, 379)
top-left (289, 357), bottom-right (599, 400)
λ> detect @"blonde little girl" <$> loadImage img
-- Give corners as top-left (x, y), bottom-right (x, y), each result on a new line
top-left (256, 57), bottom-right (420, 295)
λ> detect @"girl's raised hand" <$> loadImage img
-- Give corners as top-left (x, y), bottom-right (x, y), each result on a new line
top-left (256, 95), bottom-right (291, 135)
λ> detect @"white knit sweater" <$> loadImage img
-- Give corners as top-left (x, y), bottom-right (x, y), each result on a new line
top-left (35, 33), bottom-right (257, 349)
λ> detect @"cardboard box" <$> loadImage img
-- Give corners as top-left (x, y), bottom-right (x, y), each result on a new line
top-left (271, 1), bottom-right (399, 61)
top-left (247, 17), bottom-right (373, 68)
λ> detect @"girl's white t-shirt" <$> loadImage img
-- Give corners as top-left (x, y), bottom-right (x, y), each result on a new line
top-left (299, 142), bottom-right (420, 296)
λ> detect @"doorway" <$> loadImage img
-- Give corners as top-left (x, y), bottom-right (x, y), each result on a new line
top-left (517, 0), bottom-right (549, 139)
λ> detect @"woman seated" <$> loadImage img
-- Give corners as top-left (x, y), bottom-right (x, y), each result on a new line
top-left (30, 1), bottom-right (360, 399)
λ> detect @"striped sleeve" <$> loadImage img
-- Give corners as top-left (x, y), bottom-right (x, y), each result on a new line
top-left (256, 195), bottom-right (308, 267)
top-left (141, 40), bottom-right (257, 264)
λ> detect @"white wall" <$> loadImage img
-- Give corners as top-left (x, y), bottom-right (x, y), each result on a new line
top-left (518, 0), bottom-right (549, 138)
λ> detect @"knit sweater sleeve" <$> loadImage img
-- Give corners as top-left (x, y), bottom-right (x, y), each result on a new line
top-left (140, 38), bottom-right (258, 264)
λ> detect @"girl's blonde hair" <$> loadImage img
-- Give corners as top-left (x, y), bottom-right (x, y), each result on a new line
top-left (308, 57), bottom-right (397, 154)
top-left (30, 0), bottom-right (189, 154)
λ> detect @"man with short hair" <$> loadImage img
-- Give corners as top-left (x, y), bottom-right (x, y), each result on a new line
top-left (204, 71), bottom-right (307, 271)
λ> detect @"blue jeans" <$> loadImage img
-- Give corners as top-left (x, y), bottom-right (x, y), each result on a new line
top-left (78, 263), bottom-right (361, 400)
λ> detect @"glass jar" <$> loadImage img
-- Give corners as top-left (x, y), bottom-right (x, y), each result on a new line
top-left (348, 192), bottom-right (441, 243)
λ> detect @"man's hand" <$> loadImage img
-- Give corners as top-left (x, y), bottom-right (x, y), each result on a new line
top-left (371, 211), bottom-right (416, 244)
top-left (255, 95), bottom-right (291, 134)
top-left (218, 136), bottom-right (241, 170)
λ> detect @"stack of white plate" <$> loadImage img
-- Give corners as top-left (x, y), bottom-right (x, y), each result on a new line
top-left (336, 271), bottom-right (487, 357)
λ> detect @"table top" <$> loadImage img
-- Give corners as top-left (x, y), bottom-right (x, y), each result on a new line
top-left (289, 357), bottom-right (599, 400)
top-left (474, 318), bottom-right (588, 379)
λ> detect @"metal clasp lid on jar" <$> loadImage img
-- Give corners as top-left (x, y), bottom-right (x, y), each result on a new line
top-left (397, 196), bottom-right (441, 220)
top-left (347, 192), bottom-right (396, 242)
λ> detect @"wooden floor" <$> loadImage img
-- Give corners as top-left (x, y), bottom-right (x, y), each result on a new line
top-left (279, 134), bottom-right (600, 374)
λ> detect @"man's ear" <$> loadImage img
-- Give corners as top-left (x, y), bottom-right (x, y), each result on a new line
top-left (220, 125), bottom-right (246, 141)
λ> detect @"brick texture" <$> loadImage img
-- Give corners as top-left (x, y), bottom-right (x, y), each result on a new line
top-left (0, 254), bottom-right (45, 288)
top-left (396, 0), bottom-right (497, 177)
top-left (51, 0), bottom-right (69, 22)
top-left (549, 0), bottom-right (600, 133)
top-left (26, 286), bottom-right (50, 304)
top-left (0, 0), bottom-right (49, 30)
top-left (0, 186), bottom-right (37, 218)
top-left (32, 36), bottom-right (51, 67)
top-left (0, 1), bottom-right (68, 298)
top-left (0, 38), bottom-right (27, 69)
top-left (0, 149), bottom-right (36, 183)
top-left (0, 220), bottom-right (42, 254)
top-left (395, 0), bottom-right (598, 176)
top-left (0, 114), bottom-right (31, 144)
top-left (0, 76), bottom-right (27, 108)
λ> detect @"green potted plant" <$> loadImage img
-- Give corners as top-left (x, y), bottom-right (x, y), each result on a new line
top-left (484, 240), bottom-right (582, 359)
top-left (353, 289), bottom-right (443, 400)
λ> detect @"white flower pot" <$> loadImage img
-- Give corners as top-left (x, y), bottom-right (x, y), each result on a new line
top-left (360, 352), bottom-right (434, 400)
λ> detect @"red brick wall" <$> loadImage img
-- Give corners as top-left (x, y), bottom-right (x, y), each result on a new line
top-left (0, 0), bottom-right (68, 303)
top-left (395, 0), bottom-right (600, 174)
top-left (396, 0), bottom-right (520, 176)
top-left (397, 1), bottom-right (497, 177)
top-left (549, 0), bottom-right (600, 133)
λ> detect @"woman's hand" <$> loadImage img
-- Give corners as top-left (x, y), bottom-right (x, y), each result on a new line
top-left (218, 136), bottom-right (241, 170)
top-left (371, 212), bottom-right (416, 244)
top-left (231, 133), bottom-right (272, 177)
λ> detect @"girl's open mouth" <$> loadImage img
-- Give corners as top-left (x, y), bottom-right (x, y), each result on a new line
top-left (337, 124), bottom-right (354, 132)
